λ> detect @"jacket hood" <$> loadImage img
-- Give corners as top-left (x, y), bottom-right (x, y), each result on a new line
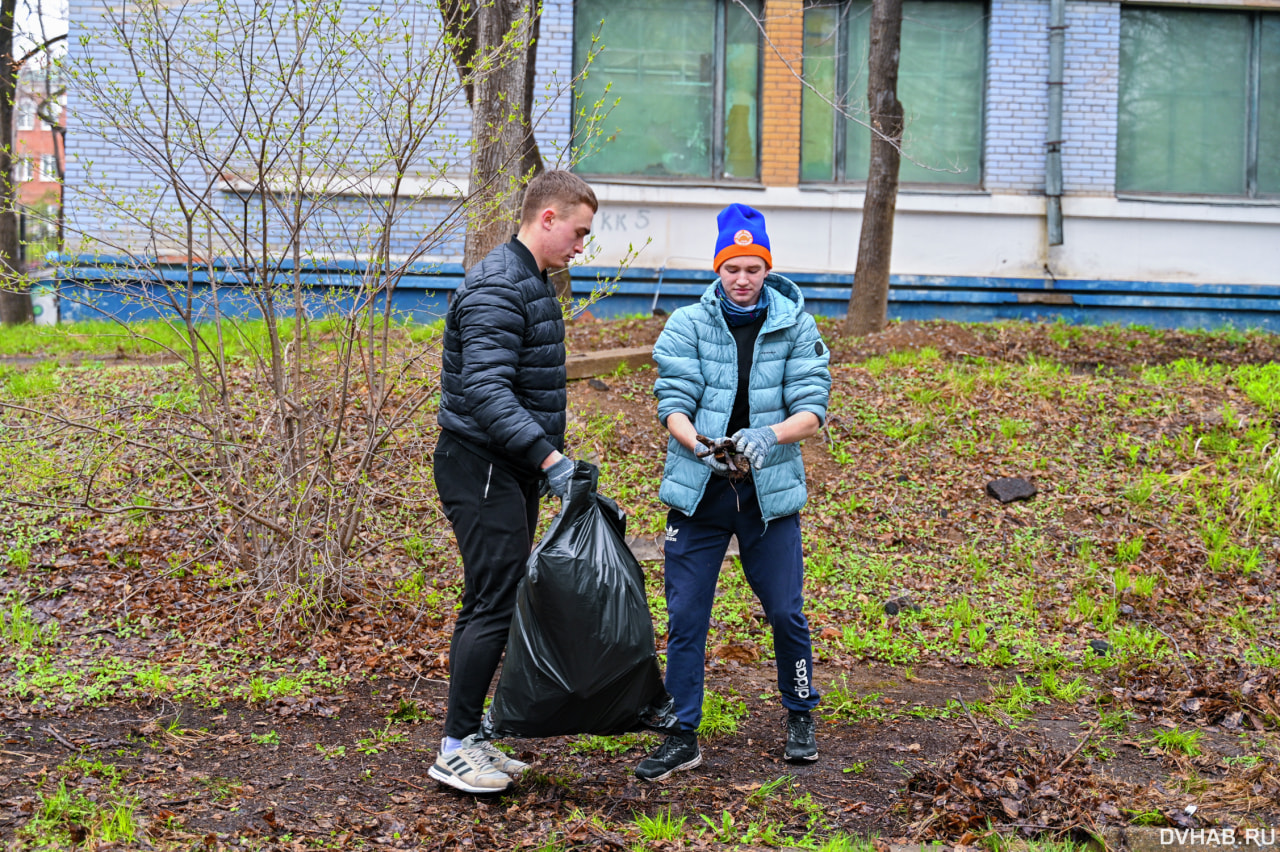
top-left (699, 272), bottom-right (805, 326)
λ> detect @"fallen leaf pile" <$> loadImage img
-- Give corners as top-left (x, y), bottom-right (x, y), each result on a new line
top-left (903, 734), bottom-right (1130, 842)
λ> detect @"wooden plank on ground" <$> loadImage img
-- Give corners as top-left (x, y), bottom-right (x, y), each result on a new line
top-left (566, 345), bottom-right (655, 380)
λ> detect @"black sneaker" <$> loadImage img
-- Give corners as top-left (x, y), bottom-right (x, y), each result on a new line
top-left (785, 711), bottom-right (818, 763)
top-left (635, 732), bottom-right (702, 781)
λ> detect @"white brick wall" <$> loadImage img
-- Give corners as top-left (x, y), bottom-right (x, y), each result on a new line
top-left (1061, 1), bottom-right (1118, 195)
top-left (984, 0), bottom-right (1050, 192)
top-left (983, 0), bottom-right (1119, 196)
top-left (63, 0), bottom-right (575, 261)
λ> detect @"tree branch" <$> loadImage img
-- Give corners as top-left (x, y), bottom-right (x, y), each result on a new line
top-left (16, 32), bottom-right (65, 69)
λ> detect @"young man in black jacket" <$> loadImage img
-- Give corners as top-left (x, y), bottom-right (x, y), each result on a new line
top-left (429, 170), bottom-right (597, 794)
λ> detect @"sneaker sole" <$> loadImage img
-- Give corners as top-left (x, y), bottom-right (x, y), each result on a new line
top-left (785, 750), bottom-right (819, 764)
top-left (427, 764), bottom-right (512, 794)
top-left (636, 752), bottom-right (702, 782)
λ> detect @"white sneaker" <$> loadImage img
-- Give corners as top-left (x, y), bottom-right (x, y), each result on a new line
top-left (428, 741), bottom-right (512, 794)
top-left (462, 733), bottom-right (531, 777)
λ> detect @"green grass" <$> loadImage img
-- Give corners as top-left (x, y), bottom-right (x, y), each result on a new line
top-left (634, 808), bottom-right (686, 842)
top-left (1153, 727), bottom-right (1203, 756)
top-left (1, 598), bottom-right (57, 647)
top-left (1038, 669), bottom-right (1089, 703)
top-left (0, 319), bottom-right (193, 356)
top-left (1, 361), bottom-right (60, 399)
top-left (815, 836), bottom-right (877, 852)
top-left (988, 676), bottom-right (1051, 719)
top-left (0, 315), bottom-right (436, 359)
top-left (699, 689), bottom-right (747, 738)
top-left (570, 732), bottom-right (657, 756)
top-left (823, 677), bottom-right (887, 722)
top-left (0, 642), bottom-right (350, 713)
top-left (20, 780), bottom-right (139, 847)
top-left (356, 722), bottom-right (408, 754)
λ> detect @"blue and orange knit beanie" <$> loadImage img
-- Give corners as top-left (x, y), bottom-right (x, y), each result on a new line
top-left (713, 203), bottom-right (772, 271)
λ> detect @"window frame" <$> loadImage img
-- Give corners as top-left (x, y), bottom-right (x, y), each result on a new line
top-left (571, 0), bottom-right (764, 183)
top-left (1117, 5), bottom-right (1278, 201)
top-left (16, 99), bottom-right (35, 132)
top-left (14, 158), bottom-right (33, 183)
top-left (799, 0), bottom-right (988, 189)
top-left (39, 154), bottom-right (58, 181)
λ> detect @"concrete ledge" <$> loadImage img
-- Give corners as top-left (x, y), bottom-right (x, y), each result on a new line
top-left (847, 827), bottom-right (1279, 852)
top-left (1103, 826), bottom-right (1280, 852)
top-left (566, 345), bottom-right (655, 380)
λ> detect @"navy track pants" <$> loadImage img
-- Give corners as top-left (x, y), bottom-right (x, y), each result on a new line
top-left (662, 475), bottom-right (819, 734)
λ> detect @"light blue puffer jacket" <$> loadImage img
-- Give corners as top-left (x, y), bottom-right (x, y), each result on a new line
top-left (653, 274), bottom-right (831, 523)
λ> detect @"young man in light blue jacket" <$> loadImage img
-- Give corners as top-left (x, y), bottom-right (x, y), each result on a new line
top-left (637, 203), bottom-right (832, 781)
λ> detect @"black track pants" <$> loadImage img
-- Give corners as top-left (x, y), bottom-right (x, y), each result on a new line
top-left (433, 432), bottom-right (541, 739)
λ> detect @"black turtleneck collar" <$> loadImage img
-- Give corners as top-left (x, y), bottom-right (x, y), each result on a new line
top-left (509, 236), bottom-right (545, 281)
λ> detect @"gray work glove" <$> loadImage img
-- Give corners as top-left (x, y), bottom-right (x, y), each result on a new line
top-left (731, 426), bottom-right (779, 470)
top-left (544, 456), bottom-right (575, 500)
top-left (697, 437), bottom-right (733, 476)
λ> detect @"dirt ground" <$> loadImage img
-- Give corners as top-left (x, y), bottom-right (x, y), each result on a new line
top-left (3, 318), bottom-right (1280, 850)
top-left (6, 663), bottom-right (1245, 850)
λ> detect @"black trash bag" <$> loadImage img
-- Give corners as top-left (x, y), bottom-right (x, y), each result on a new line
top-left (482, 461), bottom-right (676, 738)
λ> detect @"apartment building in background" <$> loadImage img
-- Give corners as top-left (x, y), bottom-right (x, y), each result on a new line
top-left (15, 67), bottom-right (64, 251)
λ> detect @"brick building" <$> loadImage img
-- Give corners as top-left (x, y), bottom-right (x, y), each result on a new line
top-left (62, 0), bottom-right (1280, 328)
top-left (14, 73), bottom-right (62, 219)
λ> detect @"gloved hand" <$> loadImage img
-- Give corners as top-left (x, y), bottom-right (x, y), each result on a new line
top-left (696, 438), bottom-right (733, 476)
top-left (731, 426), bottom-right (779, 470)
top-left (544, 456), bottom-right (575, 500)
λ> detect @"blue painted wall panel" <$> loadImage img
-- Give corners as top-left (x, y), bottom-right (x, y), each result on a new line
top-left (51, 259), bottom-right (1280, 333)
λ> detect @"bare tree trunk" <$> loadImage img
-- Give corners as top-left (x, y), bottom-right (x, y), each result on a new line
top-left (0, 0), bottom-right (32, 324)
top-left (844, 0), bottom-right (903, 338)
top-left (447, 0), bottom-right (544, 270)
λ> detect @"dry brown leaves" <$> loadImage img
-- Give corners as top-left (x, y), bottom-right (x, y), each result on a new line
top-left (1119, 667), bottom-right (1280, 732)
top-left (903, 734), bottom-right (1131, 842)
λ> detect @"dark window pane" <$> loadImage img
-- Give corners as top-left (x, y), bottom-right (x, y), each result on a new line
top-left (724, 0), bottom-right (763, 178)
top-left (801, 4), bottom-right (840, 181)
top-left (1118, 8), bottom-right (1249, 195)
top-left (844, 0), bottom-right (873, 181)
top-left (1259, 15), bottom-right (1280, 195)
top-left (896, 1), bottom-right (985, 185)
top-left (810, 0), bottom-right (983, 185)
top-left (574, 0), bottom-right (716, 177)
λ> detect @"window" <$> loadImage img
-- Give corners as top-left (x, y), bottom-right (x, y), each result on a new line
top-left (38, 102), bottom-right (59, 131)
top-left (40, 155), bottom-right (58, 181)
top-left (13, 158), bottom-right (33, 182)
top-left (573, 0), bottom-right (761, 180)
top-left (15, 99), bottom-right (35, 131)
top-left (800, 0), bottom-right (986, 186)
top-left (1118, 8), bottom-right (1280, 198)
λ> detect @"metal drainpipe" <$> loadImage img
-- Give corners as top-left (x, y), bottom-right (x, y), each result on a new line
top-left (649, 265), bottom-right (666, 315)
top-left (1046, 0), bottom-right (1066, 247)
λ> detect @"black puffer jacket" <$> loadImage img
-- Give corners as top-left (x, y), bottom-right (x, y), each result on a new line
top-left (437, 238), bottom-right (566, 474)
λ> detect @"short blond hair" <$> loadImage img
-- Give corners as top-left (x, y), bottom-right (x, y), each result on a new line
top-left (520, 170), bottom-right (598, 225)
